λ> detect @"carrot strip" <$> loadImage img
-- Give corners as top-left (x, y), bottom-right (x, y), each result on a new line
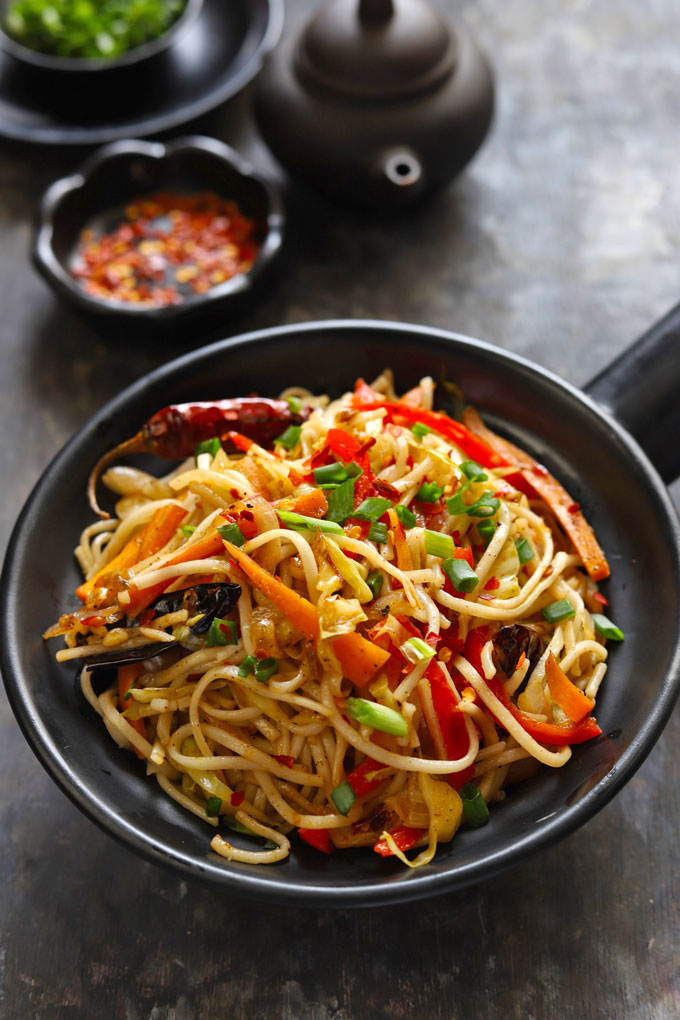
top-left (223, 541), bottom-right (389, 687)
top-left (124, 530), bottom-right (226, 620)
top-left (388, 509), bottom-right (413, 572)
top-left (292, 488), bottom-right (329, 519)
top-left (545, 652), bottom-right (595, 723)
top-left (118, 663), bottom-right (146, 759)
top-left (462, 406), bottom-right (610, 581)
top-left (77, 504), bottom-right (188, 604)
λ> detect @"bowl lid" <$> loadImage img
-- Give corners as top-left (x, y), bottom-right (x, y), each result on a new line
top-left (295, 0), bottom-right (456, 100)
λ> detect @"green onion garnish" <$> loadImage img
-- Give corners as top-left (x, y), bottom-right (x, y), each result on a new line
top-left (411, 422), bottom-right (431, 440)
top-left (314, 461), bottom-right (349, 486)
top-left (541, 599), bottom-right (575, 623)
top-left (274, 425), bottom-right (302, 450)
top-left (181, 524), bottom-right (196, 537)
top-left (395, 504), bottom-right (416, 529)
top-left (238, 655), bottom-right (257, 678)
top-left (591, 613), bottom-right (625, 641)
top-left (460, 782), bottom-right (489, 827)
top-left (254, 657), bottom-right (278, 683)
top-left (442, 557), bottom-right (479, 593)
top-left (460, 460), bottom-right (488, 481)
top-left (424, 530), bottom-right (454, 559)
top-left (467, 493), bottom-right (500, 518)
top-left (206, 617), bottom-right (237, 646)
top-left (205, 796), bottom-right (222, 818)
top-left (217, 522), bottom-right (246, 547)
top-left (346, 697), bottom-right (408, 737)
top-left (366, 571), bottom-right (384, 601)
top-left (223, 816), bottom-right (259, 836)
top-left (330, 779), bottom-right (356, 815)
top-left (403, 636), bottom-right (436, 662)
top-left (477, 519), bottom-right (495, 547)
top-left (326, 477), bottom-right (356, 524)
top-left (195, 437), bottom-right (221, 461)
top-left (368, 521), bottom-right (388, 543)
top-left (351, 497), bottom-right (391, 522)
top-left (415, 481), bottom-right (444, 503)
top-left (279, 510), bottom-right (344, 535)
top-left (287, 395), bottom-right (303, 414)
top-left (446, 490), bottom-right (468, 515)
top-left (515, 537), bottom-right (535, 564)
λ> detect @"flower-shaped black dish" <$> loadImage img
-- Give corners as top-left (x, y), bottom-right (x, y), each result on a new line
top-left (33, 136), bottom-right (285, 336)
top-left (1, 318), bottom-right (680, 908)
top-left (0, 0), bottom-right (203, 74)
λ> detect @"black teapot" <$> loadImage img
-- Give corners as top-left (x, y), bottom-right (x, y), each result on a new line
top-left (254, 0), bottom-right (495, 208)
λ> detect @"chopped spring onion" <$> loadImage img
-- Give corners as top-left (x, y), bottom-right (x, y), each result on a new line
top-left (415, 481), bottom-right (444, 502)
top-left (411, 422), bottom-right (431, 440)
top-left (395, 504), bottom-right (416, 529)
top-left (467, 493), bottom-right (500, 518)
top-left (591, 613), bottom-right (625, 641)
top-left (330, 779), bottom-right (356, 815)
top-left (326, 477), bottom-right (356, 523)
top-left (442, 557), bottom-right (479, 593)
top-left (402, 636), bottom-right (436, 663)
top-left (238, 654), bottom-right (257, 677)
top-left (254, 657), bottom-right (278, 683)
top-left (365, 571), bottom-right (384, 601)
top-left (477, 519), bottom-right (495, 547)
top-left (346, 697), bottom-right (408, 737)
top-left (181, 524), bottom-right (196, 537)
top-left (368, 521), bottom-right (388, 543)
top-left (352, 497), bottom-right (392, 522)
top-left (424, 529), bottom-right (454, 559)
top-left (287, 395), bottom-right (303, 414)
top-left (541, 599), bottom-right (575, 623)
top-left (205, 796), bottom-right (222, 818)
top-left (446, 490), bottom-right (468, 515)
top-left (218, 522), bottom-right (246, 547)
top-left (460, 782), bottom-right (489, 827)
top-left (195, 437), bottom-right (221, 461)
top-left (460, 460), bottom-right (488, 481)
top-left (515, 537), bottom-right (535, 564)
top-left (274, 425), bottom-right (302, 450)
top-left (206, 618), bottom-right (237, 646)
top-left (279, 510), bottom-right (344, 535)
top-left (314, 461), bottom-right (350, 486)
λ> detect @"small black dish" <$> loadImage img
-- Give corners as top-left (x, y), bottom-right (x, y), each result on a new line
top-left (33, 135), bottom-right (285, 335)
top-left (0, 0), bottom-right (203, 74)
top-left (0, 0), bottom-right (282, 145)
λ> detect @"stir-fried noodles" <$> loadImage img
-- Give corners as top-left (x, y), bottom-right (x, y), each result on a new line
top-left (45, 373), bottom-right (621, 867)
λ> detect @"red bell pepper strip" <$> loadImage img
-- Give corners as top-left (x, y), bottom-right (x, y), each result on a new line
top-left (351, 378), bottom-right (384, 407)
top-left (345, 757), bottom-right (390, 797)
top-left (462, 406), bottom-right (610, 582)
top-left (463, 626), bottom-right (489, 675)
top-left (485, 672), bottom-right (601, 745)
top-left (373, 825), bottom-right (425, 857)
top-left (425, 660), bottom-right (474, 789)
top-left (298, 828), bottom-right (334, 854)
top-left (359, 402), bottom-right (508, 469)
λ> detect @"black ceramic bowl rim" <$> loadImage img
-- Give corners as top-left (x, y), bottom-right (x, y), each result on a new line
top-left (0, 0), bottom-right (203, 72)
top-left (32, 135), bottom-right (285, 323)
top-left (2, 320), bottom-right (680, 907)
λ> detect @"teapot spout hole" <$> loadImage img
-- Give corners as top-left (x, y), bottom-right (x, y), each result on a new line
top-left (383, 151), bottom-right (422, 187)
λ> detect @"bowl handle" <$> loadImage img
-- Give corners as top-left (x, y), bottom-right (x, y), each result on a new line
top-left (584, 301), bottom-right (680, 484)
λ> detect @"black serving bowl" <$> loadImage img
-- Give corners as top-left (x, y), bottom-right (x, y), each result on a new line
top-left (0, 0), bottom-right (203, 74)
top-left (1, 319), bottom-right (679, 908)
top-left (32, 136), bottom-right (285, 334)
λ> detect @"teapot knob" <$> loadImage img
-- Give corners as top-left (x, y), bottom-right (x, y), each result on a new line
top-left (380, 148), bottom-right (423, 191)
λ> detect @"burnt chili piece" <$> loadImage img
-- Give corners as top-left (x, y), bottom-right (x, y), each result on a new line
top-left (88, 397), bottom-right (310, 518)
top-left (492, 624), bottom-right (546, 676)
top-left (146, 581), bottom-right (242, 634)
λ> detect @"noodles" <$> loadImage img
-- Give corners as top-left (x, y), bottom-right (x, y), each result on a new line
top-left (46, 374), bottom-right (620, 868)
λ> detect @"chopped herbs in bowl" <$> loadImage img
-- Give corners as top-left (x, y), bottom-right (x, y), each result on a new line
top-left (0, 0), bottom-right (202, 70)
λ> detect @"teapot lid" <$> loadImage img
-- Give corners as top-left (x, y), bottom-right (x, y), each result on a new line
top-left (295, 0), bottom-right (457, 101)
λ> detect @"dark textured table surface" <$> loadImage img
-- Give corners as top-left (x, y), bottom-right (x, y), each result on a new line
top-left (1, 2), bottom-right (680, 1017)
